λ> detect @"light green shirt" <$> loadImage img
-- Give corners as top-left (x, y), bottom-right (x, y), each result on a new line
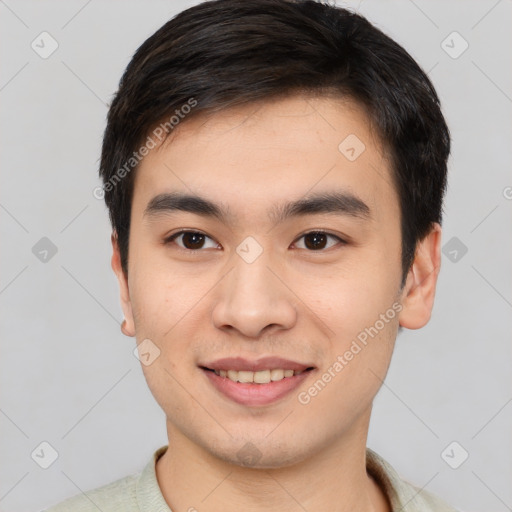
top-left (44, 445), bottom-right (459, 511)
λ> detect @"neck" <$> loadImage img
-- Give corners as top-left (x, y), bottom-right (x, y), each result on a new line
top-left (155, 414), bottom-right (390, 512)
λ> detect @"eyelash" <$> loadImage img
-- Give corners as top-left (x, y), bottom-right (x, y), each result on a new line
top-left (163, 229), bottom-right (346, 253)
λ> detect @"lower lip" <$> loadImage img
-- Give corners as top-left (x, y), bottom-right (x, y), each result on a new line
top-left (202, 369), bottom-right (313, 407)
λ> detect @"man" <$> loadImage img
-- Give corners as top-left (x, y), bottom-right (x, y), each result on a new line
top-left (46, 0), bottom-right (458, 510)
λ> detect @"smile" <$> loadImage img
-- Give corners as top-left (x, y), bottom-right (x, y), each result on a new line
top-left (200, 357), bottom-right (316, 406)
top-left (213, 368), bottom-right (305, 384)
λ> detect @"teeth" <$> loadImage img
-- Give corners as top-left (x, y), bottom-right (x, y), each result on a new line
top-left (254, 370), bottom-right (271, 384)
top-left (213, 368), bottom-right (304, 384)
top-left (270, 369), bottom-right (284, 381)
top-left (237, 371), bottom-right (253, 383)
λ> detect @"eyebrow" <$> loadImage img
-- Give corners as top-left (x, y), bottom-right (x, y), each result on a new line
top-left (143, 190), bottom-right (371, 224)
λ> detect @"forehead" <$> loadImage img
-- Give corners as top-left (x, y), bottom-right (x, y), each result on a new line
top-left (132, 94), bottom-right (398, 226)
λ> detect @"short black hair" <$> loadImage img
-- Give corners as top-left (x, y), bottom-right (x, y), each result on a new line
top-left (99, 0), bottom-right (450, 287)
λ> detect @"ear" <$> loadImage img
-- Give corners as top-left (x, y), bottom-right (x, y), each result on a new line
top-left (111, 232), bottom-right (135, 337)
top-left (398, 223), bottom-right (442, 330)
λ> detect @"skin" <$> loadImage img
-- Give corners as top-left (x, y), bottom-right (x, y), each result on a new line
top-left (111, 94), bottom-right (441, 512)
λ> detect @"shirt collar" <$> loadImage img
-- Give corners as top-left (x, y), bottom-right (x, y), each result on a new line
top-left (136, 444), bottom-right (431, 512)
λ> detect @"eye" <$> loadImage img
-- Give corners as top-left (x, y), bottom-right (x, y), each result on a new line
top-left (164, 230), bottom-right (219, 251)
top-left (292, 231), bottom-right (345, 251)
top-left (163, 229), bottom-right (345, 252)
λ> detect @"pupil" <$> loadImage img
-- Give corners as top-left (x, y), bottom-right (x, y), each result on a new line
top-left (305, 232), bottom-right (327, 250)
top-left (183, 232), bottom-right (204, 249)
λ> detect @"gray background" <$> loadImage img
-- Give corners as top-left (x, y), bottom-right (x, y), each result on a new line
top-left (1, 1), bottom-right (511, 511)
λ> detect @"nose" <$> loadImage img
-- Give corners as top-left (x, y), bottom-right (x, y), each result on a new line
top-left (211, 250), bottom-right (298, 339)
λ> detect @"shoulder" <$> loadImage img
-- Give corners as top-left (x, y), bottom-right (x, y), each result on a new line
top-left (402, 481), bottom-right (461, 512)
top-left (43, 445), bottom-right (169, 512)
top-left (366, 447), bottom-right (460, 512)
top-left (43, 472), bottom-right (139, 512)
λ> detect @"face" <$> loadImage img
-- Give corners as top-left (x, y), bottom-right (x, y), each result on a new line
top-left (112, 94), bottom-right (440, 468)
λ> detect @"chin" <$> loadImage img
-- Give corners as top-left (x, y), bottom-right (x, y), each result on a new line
top-left (208, 437), bottom-right (312, 469)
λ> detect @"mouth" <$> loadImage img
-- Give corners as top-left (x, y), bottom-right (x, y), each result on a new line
top-left (203, 367), bottom-right (311, 384)
top-left (199, 356), bottom-right (316, 406)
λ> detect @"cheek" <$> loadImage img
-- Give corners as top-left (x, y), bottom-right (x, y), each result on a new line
top-left (301, 257), bottom-right (400, 341)
top-left (130, 268), bottom-right (206, 410)
top-left (293, 321), bottom-right (397, 448)
top-left (130, 260), bottom-right (200, 339)
top-left (129, 264), bottom-right (214, 353)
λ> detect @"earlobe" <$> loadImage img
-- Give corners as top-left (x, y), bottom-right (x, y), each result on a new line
top-left (398, 223), bottom-right (442, 330)
top-left (111, 232), bottom-right (136, 337)
top-left (121, 319), bottom-right (134, 336)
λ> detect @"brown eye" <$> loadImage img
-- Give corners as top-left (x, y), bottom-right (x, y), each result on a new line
top-left (181, 232), bottom-right (205, 249)
top-left (294, 231), bottom-right (345, 251)
top-left (165, 231), bottom-right (219, 251)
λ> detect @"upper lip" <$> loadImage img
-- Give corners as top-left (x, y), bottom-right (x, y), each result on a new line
top-left (200, 356), bottom-right (315, 372)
